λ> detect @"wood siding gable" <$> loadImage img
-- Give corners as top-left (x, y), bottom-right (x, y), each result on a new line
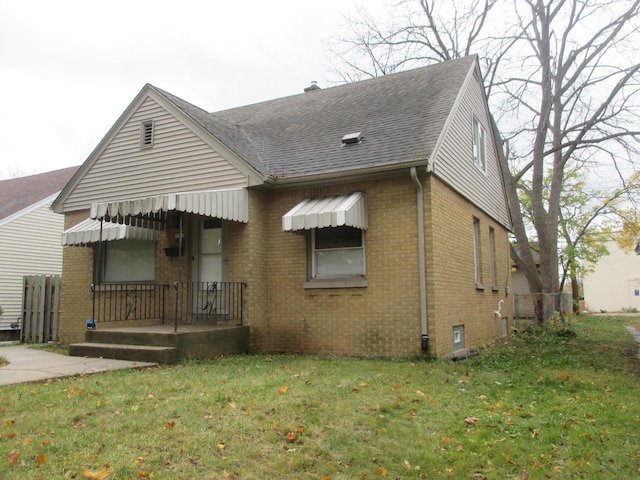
top-left (428, 65), bottom-right (511, 228)
top-left (54, 87), bottom-right (263, 214)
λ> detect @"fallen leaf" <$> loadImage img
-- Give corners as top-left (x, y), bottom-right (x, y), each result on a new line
top-left (376, 466), bottom-right (388, 476)
top-left (279, 386), bottom-right (288, 395)
top-left (21, 437), bottom-right (34, 445)
top-left (416, 390), bottom-right (426, 397)
top-left (165, 421), bottom-right (176, 429)
top-left (286, 432), bottom-right (297, 443)
top-left (8, 450), bottom-right (19, 467)
top-left (217, 441), bottom-right (226, 450)
top-left (464, 416), bottom-right (479, 425)
top-left (408, 411), bottom-right (417, 418)
top-left (36, 454), bottom-right (48, 466)
top-left (81, 466), bottom-right (112, 480)
top-left (442, 437), bottom-right (455, 444)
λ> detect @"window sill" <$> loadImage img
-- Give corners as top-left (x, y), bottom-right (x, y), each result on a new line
top-left (304, 278), bottom-right (368, 289)
top-left (492, 285), bottom-right (500, 292)
top-left (476, 282), bottom-right (485, 291)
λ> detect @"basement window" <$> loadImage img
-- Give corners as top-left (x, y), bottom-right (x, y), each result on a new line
top-left (453, 325), bottom-right (465, 352)
top-left (140, 120), bottom-right (154, 149)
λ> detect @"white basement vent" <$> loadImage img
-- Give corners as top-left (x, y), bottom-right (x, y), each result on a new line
top-left (341, 132), bottom-right (363, 145)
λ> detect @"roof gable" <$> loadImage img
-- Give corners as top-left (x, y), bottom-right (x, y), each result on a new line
top-left (53, 87), bottom-right (263, 213)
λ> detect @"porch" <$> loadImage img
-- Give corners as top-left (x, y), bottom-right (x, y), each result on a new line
top-left (69, 281), bottom-right (249, 363)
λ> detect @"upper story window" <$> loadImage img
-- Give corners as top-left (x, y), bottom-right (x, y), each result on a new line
top-left (473, 217), bottom-right (484, 289)
top-left (472, 117), bottom-right (487, 172)
top-left (312, 226), bottom-right (365, 279)
top-left (140, 120), bottom-right (154, 149)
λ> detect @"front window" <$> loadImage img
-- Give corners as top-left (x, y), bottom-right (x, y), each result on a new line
top-left (312, 226), bottom-right (365, 278)
top-left (99, 239), bottom-right (155, 283)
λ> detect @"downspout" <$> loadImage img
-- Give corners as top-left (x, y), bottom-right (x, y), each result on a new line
top-left (410, 167), bottom-right (429, 351)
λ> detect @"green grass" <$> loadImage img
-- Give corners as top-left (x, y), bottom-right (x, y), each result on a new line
top-left (1, 315), bottom-right (640, 479)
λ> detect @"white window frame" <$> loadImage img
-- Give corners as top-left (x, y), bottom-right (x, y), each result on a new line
top-left (472, 117), bottom-right (487, 172)
top-left (473, 217), bottom-right (484, 289)
top-left (98, 239), bottom-right (156, 283)
top-left (310, 226), bottom-right (366, 280)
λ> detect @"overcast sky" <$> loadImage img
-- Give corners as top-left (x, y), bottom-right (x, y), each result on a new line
top-left (0, 0), bottom-right (389, 179)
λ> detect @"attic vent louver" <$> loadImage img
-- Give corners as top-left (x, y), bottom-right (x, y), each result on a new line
top-left (341, 132), bottom-right (363, 145)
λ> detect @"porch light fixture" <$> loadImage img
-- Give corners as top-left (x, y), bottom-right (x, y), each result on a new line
top-left (341, 132), bottom-right (362, 145)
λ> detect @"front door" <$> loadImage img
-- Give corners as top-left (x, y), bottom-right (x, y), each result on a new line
top-left (195, 218), bottom-right (224, 319)
top-left (199, 218), bottom-right (223, 283)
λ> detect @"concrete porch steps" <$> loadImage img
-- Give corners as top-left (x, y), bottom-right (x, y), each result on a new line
top-left (69, 342), bottom-right (178, 364)
top-left (68, 324), bottom-right (250, 364)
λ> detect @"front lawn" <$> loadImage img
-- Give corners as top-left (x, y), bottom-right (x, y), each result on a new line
top-left (1, 315), bottom-right (639, 479)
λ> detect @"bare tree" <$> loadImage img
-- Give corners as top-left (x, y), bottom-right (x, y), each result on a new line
top-left (330, 0), bottom-right (640, 323)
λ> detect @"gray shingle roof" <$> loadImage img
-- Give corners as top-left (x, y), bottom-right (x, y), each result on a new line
top-left (156, 56), bottom-right (476, 179)
top-left (0, 167), bottom-right (79, 221)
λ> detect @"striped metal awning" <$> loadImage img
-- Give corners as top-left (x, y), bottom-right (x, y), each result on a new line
top-left (282, 192), bottom-right (367, 232)
top-left (61, 218), bottom-right (158, 246)
top-left (90, 188), bottom-right (249, 225)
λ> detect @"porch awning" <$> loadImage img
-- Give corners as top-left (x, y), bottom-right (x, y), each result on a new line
top-left (282, 191), bottom-right (368, 232)
top-left (61, 218), bottom-right (158, 246)
top-left (90, 188), bottom-right (249, 224)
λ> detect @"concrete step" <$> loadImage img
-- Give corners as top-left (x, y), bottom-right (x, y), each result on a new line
top-left (69, 342), bottom-right (178, 364)
top-left (86, 329), bottom-right (177, 347)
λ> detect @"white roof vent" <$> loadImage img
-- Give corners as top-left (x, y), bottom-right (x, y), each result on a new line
top-left (341, 132), bottom-right (363, 145)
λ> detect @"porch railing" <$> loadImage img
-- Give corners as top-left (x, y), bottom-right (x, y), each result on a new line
top-left (90, 282), bottom-right (245, 327)
top-left (90, 283), bottom-right (169, 323)
top-left (174, 281), bottom-right (245, 326)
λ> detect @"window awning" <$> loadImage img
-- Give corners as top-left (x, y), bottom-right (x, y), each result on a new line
top-left (61, 218), bottom-right (158, 246)
top-left (90, 188), bottom-right (249, 224)
top-left (282, 192), bottom-right (367, 232)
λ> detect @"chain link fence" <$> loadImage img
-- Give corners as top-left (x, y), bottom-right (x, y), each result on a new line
top-left (513, 292), bottom-right (573, 329)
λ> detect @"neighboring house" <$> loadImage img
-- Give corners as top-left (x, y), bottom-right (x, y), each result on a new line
top-left (583, 240), bottom-right (640, 312)
top-left (52, 56), bottom-right (512, 358)
top-left (0, 167), bottom-right (78, 330)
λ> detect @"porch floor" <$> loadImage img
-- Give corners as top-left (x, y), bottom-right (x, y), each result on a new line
top-left (69, 323), bottom-right (250, 364)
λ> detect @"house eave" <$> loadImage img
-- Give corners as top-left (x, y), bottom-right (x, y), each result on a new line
top-left (261, 160), bottom-right (429, 190)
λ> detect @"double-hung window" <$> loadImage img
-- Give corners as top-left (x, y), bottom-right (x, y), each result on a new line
top-left (472, 117), bottom-right (487, 172)
top-left (473, 217), bottom-right (483, 289)
top-left (312, 226), bottom-right (365, 278)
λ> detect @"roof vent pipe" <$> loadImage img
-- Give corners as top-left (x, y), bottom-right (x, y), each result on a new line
top-left (304, 81), bottom-right (321, 93)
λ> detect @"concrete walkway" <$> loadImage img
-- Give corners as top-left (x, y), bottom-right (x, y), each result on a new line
top-left (0, 344), bottom-right (157, 386)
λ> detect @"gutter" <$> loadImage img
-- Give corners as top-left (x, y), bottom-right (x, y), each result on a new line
top-left (410, 167), bottom-right (429, 351)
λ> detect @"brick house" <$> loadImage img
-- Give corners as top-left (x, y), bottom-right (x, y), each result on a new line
top-left (52, 56), bottom-right (512, 360)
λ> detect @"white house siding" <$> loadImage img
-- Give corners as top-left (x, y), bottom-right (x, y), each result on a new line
top-left (0, 200), bottom-right (64, 329)
top-left (583, 241), bottom-right (640, 312)
top-left (61, 96), bottom-right (248, 212)
top-left (432, 69), bottom-right (510, 228)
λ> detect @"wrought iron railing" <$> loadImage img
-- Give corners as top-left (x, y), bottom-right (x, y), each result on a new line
top-left (90, 283), bottom-right (169, 323)
top-left (173, 281), bottom-right (245, 326)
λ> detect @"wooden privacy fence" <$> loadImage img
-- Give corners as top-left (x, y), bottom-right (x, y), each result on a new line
top-left (22, 275), bottom-right (61, 343)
